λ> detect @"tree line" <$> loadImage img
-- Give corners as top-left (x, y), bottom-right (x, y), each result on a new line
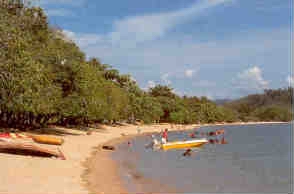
top-left (0, 1), bottom-right (292, 129)
top-left (224, 88), bottom-right (293, 122)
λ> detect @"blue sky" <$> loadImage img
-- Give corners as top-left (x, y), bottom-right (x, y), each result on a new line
top-left (40, 0), bottom-right (292, 99)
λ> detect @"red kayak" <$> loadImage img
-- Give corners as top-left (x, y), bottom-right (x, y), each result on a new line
top-left (0, 133), bottom-right (10, 138)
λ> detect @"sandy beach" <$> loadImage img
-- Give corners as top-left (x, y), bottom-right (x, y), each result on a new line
top-left (0, 121), bottom-right (288, 194)
top-left (0, 123), bottom-right (197, 194)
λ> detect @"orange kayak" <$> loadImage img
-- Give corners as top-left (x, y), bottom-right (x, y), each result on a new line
top-left (31, 135), bottom-right (64, 145)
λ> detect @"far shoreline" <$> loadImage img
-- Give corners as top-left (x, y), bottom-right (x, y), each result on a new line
top-left (82, 121), bottom-right (290, 194)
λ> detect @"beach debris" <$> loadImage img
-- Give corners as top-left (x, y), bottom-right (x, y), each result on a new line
top-left (102, 145), bottom-right (115, 150)
top-left (0, 140), bottom-right (66, 160)
top-left (86, 131), bottom-right (92, 135)
top-left (120, 133), bottom-right (126, 136)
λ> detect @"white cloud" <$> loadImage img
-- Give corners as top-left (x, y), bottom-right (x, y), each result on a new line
top-left (184, 69), bottom-right (195, 78)
top-left (62, 30), bottom-right (75, 40)
top-left (46, 9), bottom-right (74, 17)
top-left (62, 30), bottom-right (101, 47)
top-left (172, 88), bottom-right (183, 96)
top-left (79, 28), bottom-right (288, 99)
top-left (130, 76), bottom-right (137, 83)
top-left (235, 66), bottom-right (269, 91)
top-left (56, 1), bottom-right (289, 98)
top-left (84, 28), bottom-right (288, 71)
top-left (62, 0), bottom-right (232, 48)
top-left (286, 75), bottom-right (294, 86)
top-left (147, 80), bottom-right (156, 88)
top-left (161, 73), bottom-right (171, 85)
top-left (108, 0), bottom-right (231, 46)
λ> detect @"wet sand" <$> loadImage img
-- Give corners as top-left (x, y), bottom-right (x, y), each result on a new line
top-left (82, 146), bottom-right (127, 193)
top-left (82, 135), bottom-right (179, 194)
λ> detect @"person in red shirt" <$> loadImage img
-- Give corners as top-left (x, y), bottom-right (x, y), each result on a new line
top-left (189, 133), bottom-right (195, 138)
top-left (161, 128), bottom-right (168, 144)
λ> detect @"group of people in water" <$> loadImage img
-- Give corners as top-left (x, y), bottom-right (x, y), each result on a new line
top-left (189, 129), bottom-right (227, 144)
top-left (141, 128), bottom-right (227, 157)
top-left (145, 128), bottom-right (168, 149)
top-left (157, 128), bottom-right (226, 144)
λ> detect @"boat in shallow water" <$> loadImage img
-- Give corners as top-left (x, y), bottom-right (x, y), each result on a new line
top-left (161, 138), bottom-right (208, 150)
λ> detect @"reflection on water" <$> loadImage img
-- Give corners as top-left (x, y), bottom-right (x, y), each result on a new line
top-left (112, 123), bottom-right (292, 193)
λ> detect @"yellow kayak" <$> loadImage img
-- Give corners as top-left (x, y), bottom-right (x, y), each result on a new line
top-left (31, 135), bottom-right (64, 145)
top-left (161, 138), bottom-right (208, 150)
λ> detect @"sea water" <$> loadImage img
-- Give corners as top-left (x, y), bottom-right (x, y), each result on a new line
top-left (112, 123), bottom-right (292, 193)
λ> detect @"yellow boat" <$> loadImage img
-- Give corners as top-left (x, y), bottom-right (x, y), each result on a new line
top-left (161, 138), bottom-right (208, 150)
top-left (31, 135), bottom-right (64, 145)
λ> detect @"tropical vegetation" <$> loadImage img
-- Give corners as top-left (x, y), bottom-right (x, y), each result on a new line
top-left (0, 1), bottom-right (292, 129)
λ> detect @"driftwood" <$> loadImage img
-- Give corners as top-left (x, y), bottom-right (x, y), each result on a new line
top-left (0, 140), bottom-right (65, 160)
top-left (102, 145), bottom-right (115, 150)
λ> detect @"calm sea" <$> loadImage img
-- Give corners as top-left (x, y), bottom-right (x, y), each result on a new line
top-left (112, 123), bottom-right (292, 193)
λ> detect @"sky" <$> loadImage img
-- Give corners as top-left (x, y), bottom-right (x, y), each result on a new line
top-left (39, 0), bottom-right (293, 99)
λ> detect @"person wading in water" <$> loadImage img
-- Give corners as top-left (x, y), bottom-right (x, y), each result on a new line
top-left (161, 128), bottom-right (168, 144)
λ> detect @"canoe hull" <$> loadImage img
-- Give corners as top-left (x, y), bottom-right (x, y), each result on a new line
top-left (32, 135), bottom-right (64, 145)
top-left (162, 139), bottom-right (208, 150)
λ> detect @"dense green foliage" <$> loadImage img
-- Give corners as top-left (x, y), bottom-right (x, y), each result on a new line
top-left (0, 2), bottom-right (292, 129)
top-left (224, 88), bottom-right (293, 122)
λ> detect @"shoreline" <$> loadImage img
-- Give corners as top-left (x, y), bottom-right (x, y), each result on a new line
top-left (0, 121), bottom-right (289, 194)
top-left (82, 121), bottom-right (289, 194)
top-left (81, 133), bottom-right (179, 194)
top-left (81, 136), bottom-right (130, 194)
